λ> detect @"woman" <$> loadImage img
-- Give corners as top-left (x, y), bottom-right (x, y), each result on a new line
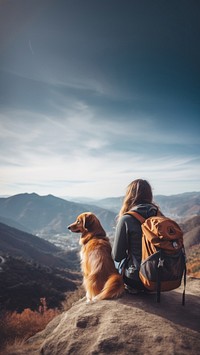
top-left (112, 179), bottom-right (160, 293)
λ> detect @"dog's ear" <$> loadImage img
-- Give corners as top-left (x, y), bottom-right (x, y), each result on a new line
top-left (82, 214), bottom-right (87, 231)
top-left (84, 213), bottom-right (95, 230)
top-left (81, 213), bottom-right (88, 232)
top-left (84, 213), bottom-right (106, 237)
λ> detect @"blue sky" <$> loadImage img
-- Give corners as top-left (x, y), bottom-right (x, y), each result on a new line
top-left (0, 0), bottom-right (200, 198)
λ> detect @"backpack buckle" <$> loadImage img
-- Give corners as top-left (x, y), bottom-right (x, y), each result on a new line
top-left (158, 258), bottom-right (164, 268)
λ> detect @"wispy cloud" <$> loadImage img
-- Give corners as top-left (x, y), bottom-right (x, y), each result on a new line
top-left (0, 106), bottom-right (199, 197)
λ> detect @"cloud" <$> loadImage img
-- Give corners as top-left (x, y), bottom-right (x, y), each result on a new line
top-left (0, 105), bottom-right (199, 165)
top-left (0, 0), bottom-right (199, 199)
top-left (2, 152), bottom-right (199, 198)
top-left (1, 104), bottom-right (199, 198)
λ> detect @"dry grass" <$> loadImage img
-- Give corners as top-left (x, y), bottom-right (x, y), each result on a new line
top-left (0, 288), bottom-right (85, 354)
top-left (0, 298), bottom-right (60, 353)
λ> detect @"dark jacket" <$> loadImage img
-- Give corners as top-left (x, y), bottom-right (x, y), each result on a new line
top-left (112, 203), bottom-right (158, 265)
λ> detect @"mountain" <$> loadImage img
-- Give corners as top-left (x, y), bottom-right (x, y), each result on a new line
top-left (0, 192), bottom-right (199, 238)
top-left (0, 223), bottom-right (82, 312)
top-left (5, 277), bottom-right (200, 355)
top-left (183, 225), bottom-right (200, 251)
top-left (179, 215), bottom-right (200, 252)
top-left (180, 215), bottom-right (200, 233)
top-left (179, 216), bottom-right (200, 278)
top-left (95, 196), bottom-right (124, 213)
top-left (155, 192), bottom-right (200, 219)
top-left (1, 192), bottom-right (199, 252)
top-left (0, 255), bottom-right (81, 312)
top-left (0, 222), bottom-right (78, 269)
top-left (95, 192), bottom-right (200, 219)
top-left (0, 216), bottom-right (31, 233)
top-left (0, 193), bottom-right (116, 236)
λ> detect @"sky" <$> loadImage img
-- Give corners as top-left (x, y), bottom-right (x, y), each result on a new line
top-left (0, 0), bottom-right (200, 199)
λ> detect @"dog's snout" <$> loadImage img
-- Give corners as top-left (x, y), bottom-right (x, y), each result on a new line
top-left (67, 225), bottom-right (71, 230)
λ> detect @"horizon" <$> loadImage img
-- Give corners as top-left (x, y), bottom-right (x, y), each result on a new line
top-left (0, 189), bottom-right (200, 201)
top-left (0, 1), bottom-right (200, 198)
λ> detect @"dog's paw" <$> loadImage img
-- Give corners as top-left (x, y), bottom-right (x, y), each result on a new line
top-left (86, 298), bottom-right (92, 304)
top-left (92, 296), bottom-right (99, 303)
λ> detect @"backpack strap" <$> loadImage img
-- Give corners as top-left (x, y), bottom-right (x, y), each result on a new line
top-left (182, 253), bottom-right (187, 306)
top-left (123, 211), bottom-right (142, 275)
top-left (156, 250), bottom-right (164, 303)
top-left (125, 211), bottom-right (146, 224)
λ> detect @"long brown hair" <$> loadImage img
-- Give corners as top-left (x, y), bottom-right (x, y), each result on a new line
top-left (118, 179), bottom-right (153, 218)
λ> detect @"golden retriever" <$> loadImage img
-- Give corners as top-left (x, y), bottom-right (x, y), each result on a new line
top-left (68, 212), bottom-right (124, 302)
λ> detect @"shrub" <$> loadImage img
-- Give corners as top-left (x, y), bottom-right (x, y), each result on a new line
top-left (0, 298), bottom-right (60, 351)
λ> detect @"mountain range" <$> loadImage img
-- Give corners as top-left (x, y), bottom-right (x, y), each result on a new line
top-left (93, 191), bottom-right (200, 218)
top-left (0, 193), bottom-right (116, 236)
top-left (0, 192), bottom-right (200, 238)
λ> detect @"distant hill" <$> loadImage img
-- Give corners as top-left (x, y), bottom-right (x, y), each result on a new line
top-left (0, 222), bottom-right (78, 269)
top-left (0, 193), bottom-right (116, 236)
top-left (96, 196), bottom-right (124, 213)
top-left (95, 192), bottom-right (200, 219)
top-left (1, 192), bottom-right (199, 239)
top-left (179, 216), bottom-right (200, 278)
top-left (0, 216), bottom-right (31, 233)
top-left (179, 215), bottom-right (200, 252)
top-left (183, 226), bottom-right (200, 251)
top-left (155, 192), bottom-right (200, 219)
top-left (180, 215), bottom-right (200, 233)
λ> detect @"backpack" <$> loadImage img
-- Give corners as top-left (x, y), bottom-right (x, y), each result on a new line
top-left (125, 211), bottom-right (187, 304)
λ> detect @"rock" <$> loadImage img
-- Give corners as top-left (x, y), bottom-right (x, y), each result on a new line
top-left (5, 278), bottom-right (200, 355)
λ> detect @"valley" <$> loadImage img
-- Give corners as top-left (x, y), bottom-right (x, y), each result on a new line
top-left (0, 191), bottom-right (199, 314)
top-left (41, 232), bottom-right (79, 251)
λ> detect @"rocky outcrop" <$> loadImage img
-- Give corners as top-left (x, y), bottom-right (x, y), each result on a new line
top-left (6, 277), bottom-right (200, 355)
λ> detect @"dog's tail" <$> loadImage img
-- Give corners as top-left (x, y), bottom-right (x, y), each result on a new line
top-left (95, 273), bottom-right (124, 300)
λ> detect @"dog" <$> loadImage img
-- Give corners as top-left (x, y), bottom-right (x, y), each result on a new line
top-left (68, 212), bottom-right (124, 302)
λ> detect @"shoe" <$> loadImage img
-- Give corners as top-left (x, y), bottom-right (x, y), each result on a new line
top-left (124, 284), bottom-right (142, 294)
